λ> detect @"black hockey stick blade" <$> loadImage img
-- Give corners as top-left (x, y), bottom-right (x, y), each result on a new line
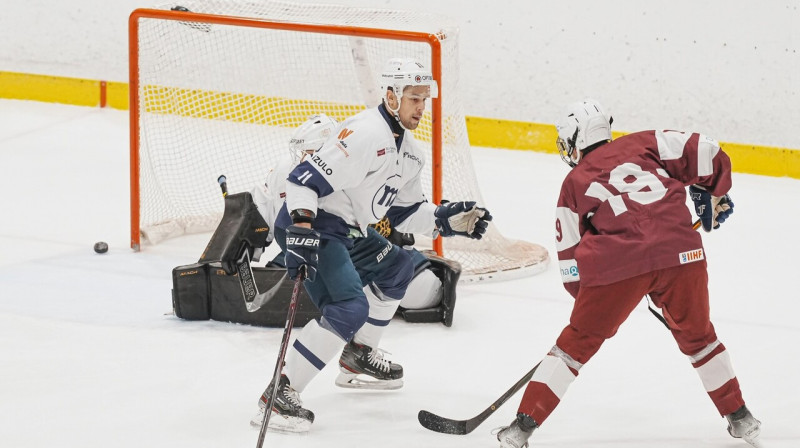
top-left (418, 361), bottom-right (541, 435)
top-left (418, 410), bottom-right (470, 435)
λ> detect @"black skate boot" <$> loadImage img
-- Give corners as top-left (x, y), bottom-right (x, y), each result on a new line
top-left (335, 340), bottom-right (403, 390)
top-left (250, 374), bottom-right (314, 433)
top-left (495, 413), bottom-right (538, 448)
top-left (725, 405), bottom-right (763, 448)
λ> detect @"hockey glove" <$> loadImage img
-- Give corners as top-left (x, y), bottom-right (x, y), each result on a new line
top-left (689, 185), bottom-right (734, 232)
top-left (434, 201), bottom-right (493, 239)
top-left (285, 225), bottom-right (321, 281)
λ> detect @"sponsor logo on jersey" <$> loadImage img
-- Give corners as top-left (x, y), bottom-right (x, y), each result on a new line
top-left (679, 248), bottom-right (705, 264)
top-left (377, 148), bottom-right (386, 156)
top-left (338, 128), bottom-right (354, 140)
top-left (559, 259), bottom-right (580, 283)
top-left (403, 151), bottom-right (422, 166)
top-left (279, 192), bottom-right (286, 198)
top-left (311, 154), bottom-right (333, 175)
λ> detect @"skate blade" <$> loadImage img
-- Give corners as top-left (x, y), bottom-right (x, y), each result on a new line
top-left (744, 435), bottom-right (764, 448)
top-left (335, 371), bottom-right (403, 390)
top-left (249, 409), bottom-right (312, 434)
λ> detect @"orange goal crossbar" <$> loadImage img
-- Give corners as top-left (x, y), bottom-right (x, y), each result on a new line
top-left (129, 8), bottom-right (444, 253)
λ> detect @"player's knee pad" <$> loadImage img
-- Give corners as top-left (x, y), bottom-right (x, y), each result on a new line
top-left (371, 247), bottom-right (414, 300)
top-left (319, 296), bottom-right (369, 341)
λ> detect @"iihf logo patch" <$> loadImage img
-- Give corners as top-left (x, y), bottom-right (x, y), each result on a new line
top-left (679, 248), bottom-right (705, 264)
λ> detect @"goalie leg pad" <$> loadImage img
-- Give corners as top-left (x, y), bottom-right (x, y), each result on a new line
top-left (171, 263), bottom-right (211, 320)
top-left (397, 251), bottom-right (462, 327)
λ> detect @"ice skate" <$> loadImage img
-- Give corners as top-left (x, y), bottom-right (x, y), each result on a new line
top-left (250, 374), bottom-right (314, 434)
top-left (726, 405), bottom-right (763, 448)
top-left (494, 413), bottom-right (537, 448)
top-left (335, 340), bottom-right (403, 390)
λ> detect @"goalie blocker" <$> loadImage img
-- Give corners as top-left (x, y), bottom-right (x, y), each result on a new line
top-left (171, 191), bottom-right (461, 327)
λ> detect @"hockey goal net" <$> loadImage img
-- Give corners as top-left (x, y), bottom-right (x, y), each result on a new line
top-left (129, 0), bottom-right (549, 281)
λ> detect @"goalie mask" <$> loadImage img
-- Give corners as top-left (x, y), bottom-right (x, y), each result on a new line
top-left (379, 58), bottom-right (439, 117)
top-left (555, 98), bottom-right (613, 167)
top-left (288, 114), bottom-right (338, 164)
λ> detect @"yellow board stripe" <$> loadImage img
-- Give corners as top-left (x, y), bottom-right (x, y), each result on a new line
top-left (0, 71), bottom-right (129, 110)
top-left (468, 115), bottom-right (800, 178)
top-left (2, 71), bottom-right (798, 179)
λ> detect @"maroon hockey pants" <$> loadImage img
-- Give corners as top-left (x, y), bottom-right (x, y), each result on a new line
top-left (518, 261), bottom-right (745, 424)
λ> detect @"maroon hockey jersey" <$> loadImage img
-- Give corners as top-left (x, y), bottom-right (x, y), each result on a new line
top-left (555, 130), bottom-right (732, 298)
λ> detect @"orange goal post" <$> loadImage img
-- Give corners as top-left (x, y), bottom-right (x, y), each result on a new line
top-left (129, 0), bottom-right (549, 282)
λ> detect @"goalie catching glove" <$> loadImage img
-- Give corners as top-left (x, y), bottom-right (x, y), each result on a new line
top-left (434, 201), bottom-right (493, 239)
top-left (689, 185), bottom-right (734, 232)
top-left (285, 225), bottom-right (321, 281)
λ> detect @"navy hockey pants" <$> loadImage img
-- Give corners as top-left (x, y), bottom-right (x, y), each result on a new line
top-left (275, 226), bottom-right (412, 340)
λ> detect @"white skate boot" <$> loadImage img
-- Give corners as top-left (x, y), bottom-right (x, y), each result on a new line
top-left (726, 405), bottom-right (763, 448)
top-left (495, 413), bottom-right (537, 448)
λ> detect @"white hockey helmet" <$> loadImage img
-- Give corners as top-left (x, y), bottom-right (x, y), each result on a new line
top-left (379, 57), bottom-right (439, 113)
top-left (288, 114), bottom-right (338, 164)
top-left (555, 98), bottom-right (613, 167)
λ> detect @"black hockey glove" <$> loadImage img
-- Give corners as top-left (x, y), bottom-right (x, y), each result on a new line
top-left (285, 225), bottom-right (321, 281)
top-left (689, 185), bottom-right (734, 232)
top-left (434, 201), bottom-right (492, 239)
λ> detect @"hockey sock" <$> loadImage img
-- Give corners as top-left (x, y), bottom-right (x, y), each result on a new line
top-left (352, 286), bottom-right (401, 349)
top-left (284, 319), bottom-right (345, 392)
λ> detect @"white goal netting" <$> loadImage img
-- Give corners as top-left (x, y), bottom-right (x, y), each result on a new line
top-left (130, 0), bottom-right (549, 281)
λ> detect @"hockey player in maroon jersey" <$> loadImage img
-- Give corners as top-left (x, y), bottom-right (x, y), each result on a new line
top-left (496, 99), bottom-right (762, 448)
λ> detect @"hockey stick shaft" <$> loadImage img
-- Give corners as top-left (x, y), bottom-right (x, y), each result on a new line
top-left (255, 273), bottom-right (304, 448)
top-left (418, 361), bottom-right (541, 435)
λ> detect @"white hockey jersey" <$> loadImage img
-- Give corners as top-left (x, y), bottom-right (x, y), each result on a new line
top-left (284, 106), bottom-right (438, 240)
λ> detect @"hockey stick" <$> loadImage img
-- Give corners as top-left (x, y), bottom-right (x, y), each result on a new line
top-left (256, 272), bottom-right (304, 448)
top-left (418, 361), bottom-right (541, 435)
top-left (419, 219), bottom-right (705, 435)
top-left (217, 175), bottom-right (287, 312)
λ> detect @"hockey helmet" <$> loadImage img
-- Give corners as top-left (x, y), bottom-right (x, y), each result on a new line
top-left (555, 98), bottom-right (613, 167)
top-left (288, 114), bottom-right (338, 164)
top-left (379, 57), bottom-right (438, 113)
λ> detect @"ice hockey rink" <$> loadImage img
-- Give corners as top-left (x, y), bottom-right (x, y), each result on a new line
top-left (1, 99), bottom-right (798, 448)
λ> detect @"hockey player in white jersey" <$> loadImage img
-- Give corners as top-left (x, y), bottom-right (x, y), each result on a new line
top-left (256, 58), bottom-right (492, 433)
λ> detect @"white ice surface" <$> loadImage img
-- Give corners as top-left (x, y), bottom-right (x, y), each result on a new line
top-left (0, 99), bottom-right (798, 447)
